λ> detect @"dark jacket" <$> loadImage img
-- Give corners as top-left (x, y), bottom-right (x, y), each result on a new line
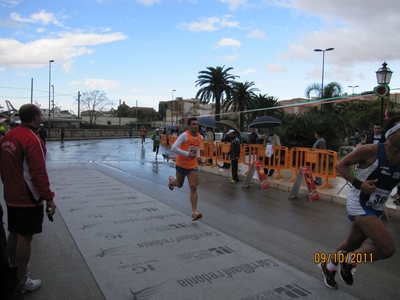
top-left (365, 133), bottom-right (386, 144)
top-left (228, 136), bottom-right (241, 160)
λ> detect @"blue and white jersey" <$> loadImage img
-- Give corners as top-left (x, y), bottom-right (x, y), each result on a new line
top-left (347, 143), bottom-right (400, 217)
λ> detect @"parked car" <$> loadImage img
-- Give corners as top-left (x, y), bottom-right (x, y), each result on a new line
top-left (240, 132), bottom-right (264, 144)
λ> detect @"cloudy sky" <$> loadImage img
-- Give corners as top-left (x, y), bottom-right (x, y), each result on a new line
top-left (1, 0), bottom-right (400, 114)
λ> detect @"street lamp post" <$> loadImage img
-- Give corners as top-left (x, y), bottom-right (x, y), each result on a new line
top-left (136, 100), bottom-right (138, 130)
top-left (314, 48), bottom-right (334, 97)
top-left (348, 85), bottom-right (359, 95)
top-left (118, 99), bottom-right (121, 126)
top-left (172, 89), bottom-right (176, 125)
top-left (51, 84), bottom-right (55, 113)
top-left (48, 59), bottom-right (54, 138)
top-left (374, 61), bottom-right (393, 124)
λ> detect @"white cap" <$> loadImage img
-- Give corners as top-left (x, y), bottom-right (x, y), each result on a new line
top-left (227, 129), bottom-right (235, 134)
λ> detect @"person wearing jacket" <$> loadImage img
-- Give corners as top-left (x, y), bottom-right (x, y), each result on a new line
top-left (227, 129), bottom-right (241, 183)
top-left (0, 104), bottom-right (56, 294)
top-left (263, 128), bottom-right (281, 176)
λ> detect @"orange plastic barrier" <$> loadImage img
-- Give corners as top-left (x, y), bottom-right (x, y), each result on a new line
top-left (240, 144), bottom-right (289, 179)
top-left (256, 145), bottom-right (289, 179)
top-left (288, 147), bottom-right (338, 189)
top-left (213, 142), bottom-right (231, 168)
top-left (200, 141), bottom-right (214, 166)
top-left (168, 135), bottom-right (177, 146)
top-left (240, 144), bottom-right (259, 172)
top-left (161, 134), bottom-right (167, 146)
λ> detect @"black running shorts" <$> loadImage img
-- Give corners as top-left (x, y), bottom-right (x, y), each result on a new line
top-left (7, 205), bottom-right (44, 235)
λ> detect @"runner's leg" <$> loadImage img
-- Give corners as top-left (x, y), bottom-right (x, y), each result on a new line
top-left (187, 170), bottom-right (199, 213)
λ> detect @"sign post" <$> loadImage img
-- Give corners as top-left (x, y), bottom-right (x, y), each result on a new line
top-left (288, 166), bottom-right (319, 201)
top-left (242, 160), bottom-right (269, 190)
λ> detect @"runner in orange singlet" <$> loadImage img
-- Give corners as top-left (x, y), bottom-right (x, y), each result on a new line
top-left (168, 117), bottom-right (203, 221)
top-left (140, 126), bottom-right (147, 148)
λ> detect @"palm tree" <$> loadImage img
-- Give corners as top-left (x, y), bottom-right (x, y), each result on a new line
top-left (195, 66), bottom-right (238, 121)
top-left (305, 81), bottom-right (343, 99)
top-left (222, 81), bottom-right (258, 131)
top-left (252, 93), bottom-right (284, 120)
top-left (305, 81), bottom-right (343, 111)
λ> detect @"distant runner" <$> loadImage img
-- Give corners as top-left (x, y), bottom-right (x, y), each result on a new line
top-left (140, 126), bottom-right (147, 148)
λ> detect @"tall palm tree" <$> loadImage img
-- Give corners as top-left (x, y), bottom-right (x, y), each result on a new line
top-left (195, 66), bottom-right (238, 121)
top-left (222, 81), bottom-right (258, 131)
top-left (252, 93), bottom-right (284, 120)
top-left (305, 81), bottom-right (343, 112)
top-left (305, 81), bottom-right (343, 99)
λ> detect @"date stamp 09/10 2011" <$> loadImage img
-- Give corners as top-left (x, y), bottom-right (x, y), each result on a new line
top-left (314, 252), bottom-right (373, 264)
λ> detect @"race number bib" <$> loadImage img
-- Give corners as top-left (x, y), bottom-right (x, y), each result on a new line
top-left (188, 146), bottom-right (199, 155)
top-left (366, 187), bottom-right (390, 210)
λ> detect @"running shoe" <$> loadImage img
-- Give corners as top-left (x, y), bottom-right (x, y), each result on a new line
top-left (390, 193), bottom-right (400, 199)
top-left (229, 178), bottom-right (238, 183)
top-left (21, 277), bottom-right (41, 293)
top-left (338, 251), bottom-right (355, 285)
top-left (318, 262), bottom-right (338, 290)
top-left (394, 199), bottom-right (400, 205)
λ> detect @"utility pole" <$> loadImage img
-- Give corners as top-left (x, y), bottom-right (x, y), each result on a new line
top-left (78, 91), bottom-right (81, 130)
top-left (30, 78), bottom-right (33, 103)
top-left (119, 99), bottom-right (121, 126)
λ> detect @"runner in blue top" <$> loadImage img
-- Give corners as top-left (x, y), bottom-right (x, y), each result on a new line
top-left (318, 115), bottom-right (400, 290)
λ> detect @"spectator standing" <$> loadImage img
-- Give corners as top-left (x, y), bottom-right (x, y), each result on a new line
top-left (227, 129), bottom-right (241, 183)
top-left (198, 125), bottom-right (205, 137)
top-left (263, 128), bottom-right (281, 176)
top-left (204, 127), bottom-right (215, 142)
top-left (221, 126), bottom-right (231, 170)
top-left (60, 126), bottom-right (65, 142)
top-left (0, 104), bottom-right (56, 294)
top-left (38, 124), bottom-right (47, 144)
top-left (249, 128), bottom-right (258, 144)
top-left (365, 123), bottom-right (386, 144)
top-left (353, 129), bottom-right (360, 146)
top-left (204, 127), bottom-right (215, 164)
top-left (313, 131), bottom-right (326, 185)
top-left (1, 202), bottom-right (23, 299)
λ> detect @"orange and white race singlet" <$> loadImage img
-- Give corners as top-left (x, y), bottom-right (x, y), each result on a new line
top-left (140, 128), bottom-right (147, 136)
top-left (176, 131), bottom-right (202, 169)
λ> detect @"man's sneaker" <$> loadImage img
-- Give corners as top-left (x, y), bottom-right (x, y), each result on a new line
top-left (229, 178), bottom-right (238, 183)
top-left (21, 277), bottom-right (41, 293)
top-left (318, 262), bottom-right (338, 290)
top-left (338, 252), bottom-right (355, 285)
top-left (390, 193), bottom-right (400, 200)
top-left (394, 199), bottom-right (400, 205)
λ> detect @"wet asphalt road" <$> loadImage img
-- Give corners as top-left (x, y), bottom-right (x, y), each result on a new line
top-left (35, 138), bottom-right (400, 299)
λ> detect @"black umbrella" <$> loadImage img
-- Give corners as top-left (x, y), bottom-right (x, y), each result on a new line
top-left (165, 125), bottom-right (180, 131)
top-left (198, 117), bottom-right (216, 128)
top-left (215, 120), bottom-right (240, 136)
top-left (249, 116), bottom-right (282, 128)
